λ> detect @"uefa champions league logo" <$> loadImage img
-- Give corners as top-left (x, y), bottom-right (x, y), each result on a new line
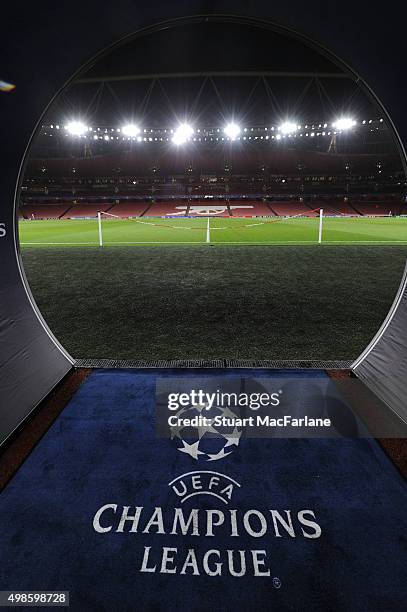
top-left (92, 378), bottom-right (322, 584)
top-left (170, 402), bottom-right (243, 462)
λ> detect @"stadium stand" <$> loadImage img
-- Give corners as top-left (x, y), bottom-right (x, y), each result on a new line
top-left (108, 202), bottom-right (151, 217)
top-left (21, 204), bottom-right (71, 219)
top-left (306, 201), bottom-right (361, 216)
top-left (146, 202), bottom-right (190, 216)
top-left (20, 198), bottom-right (405, 219)
top-left (268, 202), bottom-right (319, 216)
top-left (60, 203), bottom-right (113, 219)
top-left (22, 148), bottom-right (404, 183)
top-left (186, 201), bottom-right (231, 217)
top-left (351, 202), bottom-right (396, 216)
top-left (229, 202), bottom-right (275, 216)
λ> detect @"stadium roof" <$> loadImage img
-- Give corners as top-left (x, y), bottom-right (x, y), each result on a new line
top-left (25, 15), bottom-right (404, 182)
top-left (46, 16), bottom-right (381, 129)
top-left (78, 17), bottom-right (348, 81)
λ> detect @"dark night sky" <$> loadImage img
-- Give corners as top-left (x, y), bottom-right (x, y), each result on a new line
top-left (1, 0), bottom-right (406, 195)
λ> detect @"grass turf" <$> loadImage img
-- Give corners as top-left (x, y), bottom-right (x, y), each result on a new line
top-left (20, 245), bottom-right (407, 361)
top-left (19, 216), bottom-right (407, 246)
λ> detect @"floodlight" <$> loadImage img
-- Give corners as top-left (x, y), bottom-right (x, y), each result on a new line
top-left (332, 117), bottom-right (356, 130)
top-left (172, 123), bottom-right (194, 145)
top-left (122, 123), bottom-right (141, 137)
top-left (65, 121), bottom-right (88, 136)
top-left (224, 122), bottom-right (241, 140)
top-left (279, 122), bottom-right (298, 135)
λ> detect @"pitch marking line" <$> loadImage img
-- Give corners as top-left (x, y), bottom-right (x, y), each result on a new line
top-left (21, 241), bottom-right (203, 245)
top-left (21, 240), bottom-right (407, 246)
top-left (21, 242), bottom-right (100, 245)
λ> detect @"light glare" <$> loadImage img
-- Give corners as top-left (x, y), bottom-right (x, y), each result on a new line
top-left (279, 122), bottom-right (298, 135)
top-left (65, 121), bottom-right (88, 136)
top-left (172, 123), bottom-right (194, 145)
top-left (332, 117), bottom-right (356, 130)
top-left (122, 123), bottom-right (141, 137)
top-left (224, 122), bottom-right (241, 140)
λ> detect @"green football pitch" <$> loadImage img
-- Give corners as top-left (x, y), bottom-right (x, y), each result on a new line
top-left (19, 215), bottom-right (407, 246)
top-left (19, 215), bottom-right (407, 362)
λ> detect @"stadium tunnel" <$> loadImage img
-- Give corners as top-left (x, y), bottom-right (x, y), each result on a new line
top-left (1, 14), bottom-right (407, 446)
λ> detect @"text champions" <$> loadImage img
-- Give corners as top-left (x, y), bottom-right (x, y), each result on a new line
top-left (93, 504), bottom-right (322, 577)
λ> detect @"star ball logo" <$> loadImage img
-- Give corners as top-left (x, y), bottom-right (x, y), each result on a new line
top-left (165, 384), bottom-right (282, 463)
top-left (170, 402), bottom-right (243, 462)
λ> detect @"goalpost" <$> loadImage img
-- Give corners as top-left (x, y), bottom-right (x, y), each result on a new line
top-left (318, 208), bottom-right (323, 244)
top-left (97, 211), bottom-right (120, 246)
top-left (96, 208), bottom-right (325, 246)
top-left (97, 212), bottom-right (103, 246)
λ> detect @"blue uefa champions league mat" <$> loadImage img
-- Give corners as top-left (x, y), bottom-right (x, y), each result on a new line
top-left (0, 369), bottom-right (406, 611)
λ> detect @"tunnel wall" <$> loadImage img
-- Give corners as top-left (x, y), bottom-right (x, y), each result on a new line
top-left (0, 168), bottom-right (73, 446)
top-left (353, 261), bottom-right (407, 424)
